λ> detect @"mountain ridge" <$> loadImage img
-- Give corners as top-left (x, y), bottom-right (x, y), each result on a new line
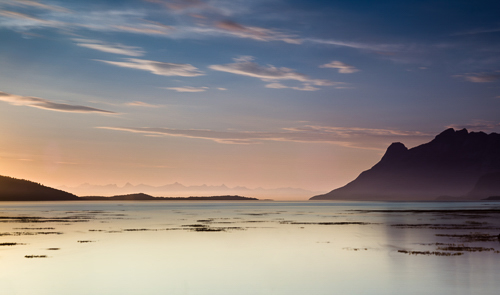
top-left (311, 128), bottom-right (500, 201)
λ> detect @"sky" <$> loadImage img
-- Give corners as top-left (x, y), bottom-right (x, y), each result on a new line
top-left (0, 0), bottom-right (499, 195)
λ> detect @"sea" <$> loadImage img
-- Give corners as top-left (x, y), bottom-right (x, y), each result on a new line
top-left (1, 201), bottom-right (499, 295)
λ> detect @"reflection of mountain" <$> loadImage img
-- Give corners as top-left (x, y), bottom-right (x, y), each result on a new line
top-left (60, 183), bottom-right (319, 201)
top-left (0, 175), bottom-right (79, 201)
top-left (311, 128), bottom-right (500, 201)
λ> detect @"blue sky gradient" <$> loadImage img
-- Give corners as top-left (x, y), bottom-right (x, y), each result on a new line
top-left (1, 0), bottom-right (499, 193)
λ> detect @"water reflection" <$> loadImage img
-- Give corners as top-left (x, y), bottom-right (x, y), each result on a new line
top-left (0, 201), bottom-right (499, 294)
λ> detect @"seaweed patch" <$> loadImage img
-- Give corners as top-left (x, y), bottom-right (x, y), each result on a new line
top-left (436, 233), bottom-right (499, 242)
top-left (436, 245), bottom-right (498, 253)
top-left (344, 247), bottom-right (368, 251)
top-left (0, 231), bottom-right (63, 236)
top-left (398, 250), bottom-right (463, 256)
top-left (279, 221), bottom-right (373, 225)
top-left (0, 242), bottom-right (25, 246)
top-left (391, 223), bottom-right (499, 230)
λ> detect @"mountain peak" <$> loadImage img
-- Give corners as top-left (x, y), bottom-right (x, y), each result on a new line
top-left (433, 128), bottom-right (469, 142)
top-left (311, 128), bottom-right (500, 201)
top-left (380, 142), bottom-right (408, 162)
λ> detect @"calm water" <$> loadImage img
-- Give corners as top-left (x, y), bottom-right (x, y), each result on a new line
top-left (1, 201), bottom-right (499, 295)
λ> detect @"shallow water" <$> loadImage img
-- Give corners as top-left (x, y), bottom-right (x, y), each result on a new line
top-left (1, 201), bottom-right (499, 295)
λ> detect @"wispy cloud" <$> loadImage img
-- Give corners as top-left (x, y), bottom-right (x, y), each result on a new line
top-left (145, 0), bottom-right (206, 11)
top-left (213, 20), bottom-right (301, 44)
top-left (70, 11), bottom-right (173, 35)
top-left (0, 91), bottom-right (116, 114)
top-left (265, 82), bottom-right (319, 91)
top-left (144, 0), bottom-right (250, 18)
top-left (452, 27), bottom-right (500, 36)
top-left (0, 8), bottom-right (173, 35)
top-left (141, 1), bottom-right (301, 44)
top-left (304, 38), bottom-right (431, 65)
top-left (97, 125), bottom-right (430, 147)
top-left (209, 57), bottom-right (337, 89)
top-left (56, 161), bottom-right (79, 165)
top-left (0, 1), bottom-right (408, 51)
top-left (96, 58), bottom-right (204, 77)
top-left (0, 2), bottom-right (359, 48)
top-left (110, 25), bottom-right (171, 35)
top-left (125, 101), bottom-right (161, 107)
top-left (304, 37), bottom-right (404, 53)
top-left (454, 71), bottom-right (500, 83)
top-left (17, 158), bottom-right (34, 162)
top-left (264, 82), bottom-right (288, 89)
top-left (164, 86), bottom-right (208, 92)
top-left (73, 38), bottom-right (145, 56)
top-left (3, 0), bottom-right (71, 13)
top-left (320, 61), bottom-right (359, 74)
top-left (0, 9), bottom-right (63, 27)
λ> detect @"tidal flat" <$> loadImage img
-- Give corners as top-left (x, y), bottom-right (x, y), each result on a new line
top-left (0, 201), bottom-right (499, 295)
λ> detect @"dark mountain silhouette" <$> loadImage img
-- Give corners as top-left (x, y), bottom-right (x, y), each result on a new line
top-left (466, 172), bottom-right (500, 199)
top-left (311, 128), bottom-right (500, 201)
top-left (0, 175), bottom-right (79, 201)
top-left (80, 194), bottom-right (258, 201)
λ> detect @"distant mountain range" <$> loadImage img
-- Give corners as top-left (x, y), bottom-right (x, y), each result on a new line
top-left (60, 183), bottom-right (320, 200)
top-left (0, 174), bottom-right (319, 201)
top-left (0, 176), bottom-right (259, 201)
top-left (311, 128), bottom-right (500, 201)
top-left (80, 193), bottom-right (258, 201)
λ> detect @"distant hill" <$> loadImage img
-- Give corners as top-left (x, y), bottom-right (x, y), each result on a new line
top-left (60, 182), bottom-right (318, 201)
top-left (80, 193), bottom-right (157, 200)
top-left (80, 194), bottom-right (258, 201)
top-left (174, 196), bottom-right (258, 201)
top-left (311, 128), bottom-right (500, 201)
top-left (0, 175), bottom-right (79, 201)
